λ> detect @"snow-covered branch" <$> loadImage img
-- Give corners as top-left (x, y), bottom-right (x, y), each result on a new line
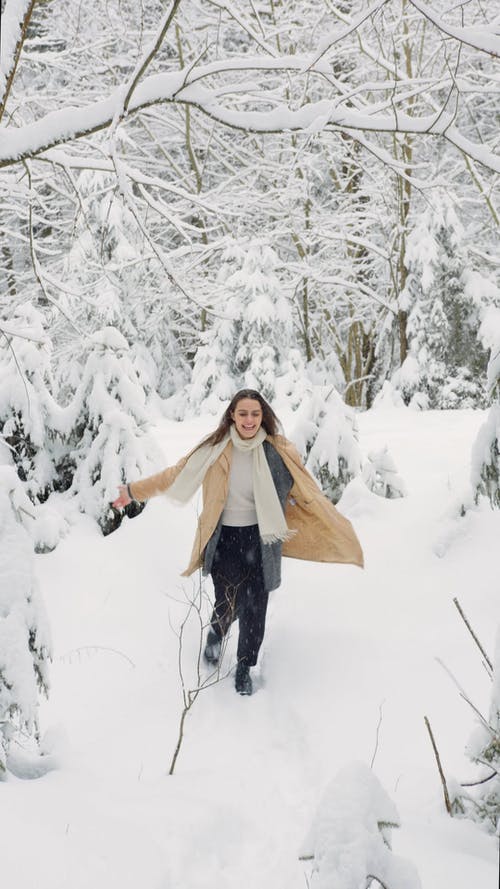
top-left (408, 0), bottom-right (500, 57)
top-left (0, 0), bottom-right (36, 122)
top-left (1, 56), bottom-right (499, 172)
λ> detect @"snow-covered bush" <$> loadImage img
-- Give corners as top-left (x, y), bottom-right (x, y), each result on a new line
top-left (462, 627), bottom-right (500, 834)
top-left (362, 446), bottom-right (407, 499)
top-left (187, 239), bottom-right (303, 413)
top-left (371, 380), bottom-right (406, 410)
top-left (0, 302), bottom-right (63, 502)
top-left (395, 194), bottom-right (488, 409)
top-left (0, 486), bottom-right (51, 777)
top-left (291, 387), bottom-right (362, 503)
top-left (472, 307), bottom-right (500, 507)
top-left (300, 762), bottom-right (421, 889)
top-left (64, 327), bottom-right (161, 534)
top-left (0, 463), bottom-right (69, 554)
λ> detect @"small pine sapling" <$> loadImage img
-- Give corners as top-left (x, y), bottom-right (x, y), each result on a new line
top-left (299, 762), bottom-right (421, 889)
top-left (362, 446), bottom-right (407, 499)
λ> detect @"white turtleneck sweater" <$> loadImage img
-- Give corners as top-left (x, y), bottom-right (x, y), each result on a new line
top-left (221, 448), bottom-right (258, 527)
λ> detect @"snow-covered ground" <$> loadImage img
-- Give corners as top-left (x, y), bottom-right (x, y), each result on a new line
top-left (2, 406), bottom-right (499, 888)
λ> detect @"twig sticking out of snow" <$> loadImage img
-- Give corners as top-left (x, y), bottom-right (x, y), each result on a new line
top-left (424, 716), bottom-right (452, 815)
top-left (453, 597), bottom-right (493, 674)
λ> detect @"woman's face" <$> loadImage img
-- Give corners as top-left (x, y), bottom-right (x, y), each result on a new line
top-left (231, 398), bottom-right (263, 439)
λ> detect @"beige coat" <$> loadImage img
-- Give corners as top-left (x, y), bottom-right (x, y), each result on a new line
top-left (129, 434), bottom-right (364, 575)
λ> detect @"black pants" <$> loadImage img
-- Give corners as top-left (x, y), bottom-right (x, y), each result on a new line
top-left (209, 525), bottom-right (268, 667)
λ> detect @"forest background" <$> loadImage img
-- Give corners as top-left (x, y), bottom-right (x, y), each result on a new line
top-left (0, 0), bottom-right (499, 869)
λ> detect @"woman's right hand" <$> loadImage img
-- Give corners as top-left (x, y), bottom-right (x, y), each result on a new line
top-left (112, 485), bottom-right (132, 509)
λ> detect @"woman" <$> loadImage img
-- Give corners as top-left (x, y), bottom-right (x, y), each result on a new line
top-left (113, 389), bottom-right (363, 695)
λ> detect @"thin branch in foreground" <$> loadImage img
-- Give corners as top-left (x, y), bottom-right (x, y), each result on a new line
top-left (435, 657), bottom-right (492, 731)
top-left (424, 715), bottom-right (452, 815)
top-left (461, 770), bottom-right (497, 788)
top-left (167, 580), bottom-right (232, 776)
top-left (370, 699), bottom-right (385, 769)
top-left (453, 596), bottom-right (493, 673)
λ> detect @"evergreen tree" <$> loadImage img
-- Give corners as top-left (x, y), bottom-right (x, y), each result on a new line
top-left (395, 194), bottom-right (488, 409)
top-left (187, 239), bottom-right (303, 412)
top-left (64, 327), bottom-right (161, 534)
top-left (0, 303), bottom-right (62, 502)
top-left (59, 172), bottom-right (190, 408)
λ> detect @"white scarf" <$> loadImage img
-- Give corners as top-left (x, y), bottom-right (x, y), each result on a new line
top-left (166, 425), bottom-right (291, 544)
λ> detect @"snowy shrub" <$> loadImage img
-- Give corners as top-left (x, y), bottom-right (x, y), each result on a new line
top-left (291, 387), bottom-right (362, 503)
top-left (187, 239), bottom-right (303, 412)
top-left (273, 346), bottom-right (309, 411)
top-left (0, 487), bottom-right (51, 777)
top-left (395, 194), bottom-right (488, 410)
top-left (64, 327), bottom-right (161, 534)
top-left (472, 405), bottom-right (500, 508)
top-left (371, 381), bottom-right (406, 410)
top-left (472, 307), bottom-right (500, 508)
top-left (300, 762), bottom-right (421, 889)
top-left (362, 446), bottom-right (407, 499)
top-left (462, 628), bottom-right (500, 833)
top-left (0, 464), bottom-right (69, 554)
top-left (447, 622), bottom-right (500, 835)
top-left (0, 302), bottom-right (63, 502)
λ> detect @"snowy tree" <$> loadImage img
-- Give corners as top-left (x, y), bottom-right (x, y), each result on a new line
top-left (0, 476), bottom-right (51, 777)
top-left (58, 169), bottom-right (191, 406)
top-left (64, 327), bottom-right (161, 534)
top-left (472, 306), bottom-right (500, 508)
top-left (187, 239), bottom-right (303, 412)
top-left (0, 302), bottom-right (63, 502)
top-left (291, 387), bottom-right (362, 504)
top-left (394, 194), bottom-right (488, 409)
top-left (300, 762), bottom-right (421, 889)
top-left (461, 626), bottom-right (500, 834)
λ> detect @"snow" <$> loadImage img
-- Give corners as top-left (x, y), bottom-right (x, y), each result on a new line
top-left (1, 407), bottom-right (499, 887)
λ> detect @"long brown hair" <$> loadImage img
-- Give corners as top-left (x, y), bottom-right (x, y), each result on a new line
top-left (202, 389), bottom-right (281, 447)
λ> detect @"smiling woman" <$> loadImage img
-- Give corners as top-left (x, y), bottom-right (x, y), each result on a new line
top-left (112, 389), bottom-right (363, 696)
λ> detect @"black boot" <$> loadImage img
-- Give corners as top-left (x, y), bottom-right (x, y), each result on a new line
top-left (204, 632), bottom-right (221, 666)
top-left (235, 662), bottom-right (253, 696)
